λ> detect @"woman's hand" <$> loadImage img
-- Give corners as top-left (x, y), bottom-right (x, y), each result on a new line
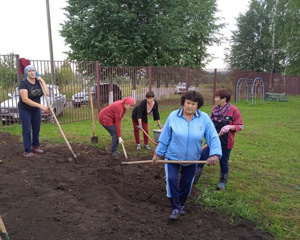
top-left (220, 125), bottom-right (233, 135)
top-left (151, 154), bottom-right (161, 164)
top-left (206, 155), bottom-right (219, 166)
top-left (41, 105), bottom-right (49, 113)
top-left (36, 76), bottom-right (44, 82)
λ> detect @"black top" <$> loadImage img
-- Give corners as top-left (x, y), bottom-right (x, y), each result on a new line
top-left (18, 79), bottom-right (43, 111)
top-left (212, 116), bottom-right (234, 149)
top-left (132, 99), bottom-right (160, 124)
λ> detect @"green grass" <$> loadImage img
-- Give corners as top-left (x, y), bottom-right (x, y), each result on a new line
top-left (1, 95), bottom-right (300, 239)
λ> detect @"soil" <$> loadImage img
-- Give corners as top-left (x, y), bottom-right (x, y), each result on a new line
top-left (0, 132), bottom-right (273, 240)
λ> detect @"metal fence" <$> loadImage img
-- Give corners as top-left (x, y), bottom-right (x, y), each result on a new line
top-left (1, 54), bottom-right (299, 127)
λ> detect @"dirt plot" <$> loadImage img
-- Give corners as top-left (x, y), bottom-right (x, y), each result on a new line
top-left (0, 132), bottom-right (273, 240)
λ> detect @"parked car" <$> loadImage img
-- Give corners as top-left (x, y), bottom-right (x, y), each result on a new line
top-left (175, 82), bottom-right (197, 94)
top-left (0, 84), bottom-right (67, 125)
top-left (71, 83), bottom-right (122, 107)
top-left (71, 85), bottom-right (96, 107)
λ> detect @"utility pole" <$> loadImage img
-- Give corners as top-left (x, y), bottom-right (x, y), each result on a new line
top-left (46, 0), bottom-right (55, 85)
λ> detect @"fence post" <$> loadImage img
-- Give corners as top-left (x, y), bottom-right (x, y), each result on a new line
top-left (185, 67), bottom-right (189, 92)
top-left (96, 61), bottom-right (100, 113)
top-left (234, 69), bottom-right (238, 102)
top-left (149, 66), bottom-right (152, 91)
top-left (16, 54), bottom-right (21, 84)
top-left (132, 67), bottom-right (137, 103)
top-left (213, 68), bottom-right (217, 104)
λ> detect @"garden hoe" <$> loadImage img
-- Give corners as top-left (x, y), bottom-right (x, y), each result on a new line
top-left (121, 160), bottom-right (208, 165)
top-left (141, 128), bottom-right (158, 146)
top-left (39, 82), bottom-right (79, 163)
top-left (122, 132), bottom-right (222, 165)
top-left (89, 88), bottom-right (98, 143)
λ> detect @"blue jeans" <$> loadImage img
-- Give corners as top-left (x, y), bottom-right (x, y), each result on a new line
top-left (197, 147), bottom-right (232, 174)
top-left (102, 125), bottom-right (118, 153)
top-left (19, 108), bottom-right (41, 153)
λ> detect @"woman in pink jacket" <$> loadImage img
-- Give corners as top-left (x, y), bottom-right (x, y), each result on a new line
top-left (194, 89), bottom-right (244, 190)
top-left (98, 97), bottom-right (135, 157)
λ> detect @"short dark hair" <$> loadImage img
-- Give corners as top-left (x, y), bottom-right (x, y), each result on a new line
top-left (214, 88), bottom-right (231, 102)
top-left (146, 91), bottom-right (155, 98)
top-left (181, 91), bottom-right (204, 109)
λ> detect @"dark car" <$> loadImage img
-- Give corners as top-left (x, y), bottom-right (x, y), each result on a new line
top-left (71, 83), bottom-right (122, 107)
top-left (98, 83), bottom-right (122, 104)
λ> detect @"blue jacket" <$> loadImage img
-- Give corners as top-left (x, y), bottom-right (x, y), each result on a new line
top-left (155, 108), bottom-right (222, 162)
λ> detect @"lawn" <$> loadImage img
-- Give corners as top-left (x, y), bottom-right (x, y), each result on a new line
top-left (1, 95), bottom-right (299, 240)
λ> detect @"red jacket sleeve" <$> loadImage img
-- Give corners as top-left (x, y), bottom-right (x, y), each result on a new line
top-left (232, 105), bottom-right (243, 132)
top-left (98, 100), bottom-right (125, 137)
top-left (109, 101), bottom-right (125, 137)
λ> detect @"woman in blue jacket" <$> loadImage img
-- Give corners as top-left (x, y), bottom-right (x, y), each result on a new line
top-left (152, 91), bottom-right (222, 220)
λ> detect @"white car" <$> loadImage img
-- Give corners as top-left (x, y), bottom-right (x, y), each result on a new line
top-left (175, 82), bottom-right (197, 94)
top-left (0, 84), bottom-right (67, 125)
top-left (71, 85), bottom-right (96, 107)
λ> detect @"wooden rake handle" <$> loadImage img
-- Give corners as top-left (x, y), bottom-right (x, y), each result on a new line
top-left (89, 88), bottom-right (96, 136)
top-left (120, 141), bottom-right (128, 159)
top-left (122, 160), bottom-right (207, 165)
top-left (140, 128), bottom-right (158, 146)
top-left (201, 132), bottom-right (222, 150)
top-left (123, 132), bottom-right (222, 165)
top-left (39, 82), bottom-right (78, 162)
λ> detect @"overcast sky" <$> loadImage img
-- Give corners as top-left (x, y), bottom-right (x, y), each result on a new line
top-left (0, 0), bottom-right (249, 69)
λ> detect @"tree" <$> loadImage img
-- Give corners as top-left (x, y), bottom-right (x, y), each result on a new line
top-left (226, 0), bottom-right (273, 71)
top-left (226, 0), bottom-right (300, 75)
top-left (0, 53), bottom-right (18, 86)
top-left (60, 0), bottom-right (223, 68)
top-left (58, 62), bottom-right (76, 85)
top-left (283, 0), bottom-right (300, 75)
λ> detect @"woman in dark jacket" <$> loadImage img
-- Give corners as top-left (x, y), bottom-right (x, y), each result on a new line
top-left (131, 91), bottom-right (162, 150)
top-left (194, 88), bottom-right (244, 190)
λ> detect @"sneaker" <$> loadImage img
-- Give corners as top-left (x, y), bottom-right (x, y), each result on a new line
top-left (136, 144), bottom-right (141, 150)
top-left (179, 205), bottom-right (186, 215)
top-left (111, 151), bottom-right (120, 156)
top-left (216, 182), bottom-right (226, 190)
top-left (169, 209), bottom-right (180, 220)
top-left (144, 145), bottom-right (152, 150)
top-left (23, 152), bottom-right (34, 157)
top-left (32, 146), bottom-right (44, 154)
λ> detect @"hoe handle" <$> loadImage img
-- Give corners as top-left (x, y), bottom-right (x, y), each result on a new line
top-left (122, 160), bottom-right (207, 165)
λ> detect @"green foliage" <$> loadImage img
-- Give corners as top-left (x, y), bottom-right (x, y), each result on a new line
top-left (194, 97), bottom-right (300, 239)
top-left (226, 0), bottom-right (300, 75)
top-left (2, 96), bottom-right (300, 239)
top-left (58, 62), bottom-right (76, 85)
top-left (284, 0), bottom-right (300, 75)
top-left (0, 53), bottom-right (18, 86)
top-left (42, 62), bottom-right (75, 88)
top-left (60, 0), bottom-right (223, 68)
